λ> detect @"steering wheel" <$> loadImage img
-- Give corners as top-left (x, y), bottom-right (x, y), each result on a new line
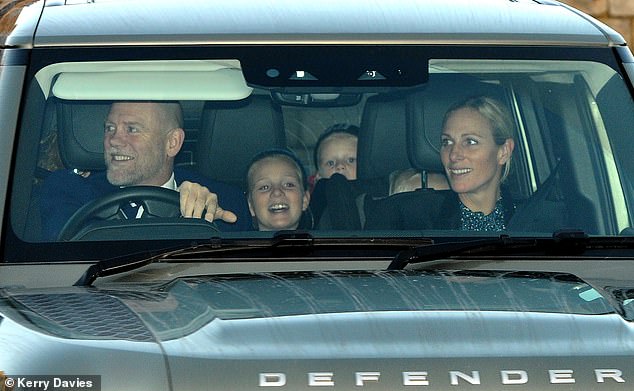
top-left (58, 186), bottom-right (181, 241)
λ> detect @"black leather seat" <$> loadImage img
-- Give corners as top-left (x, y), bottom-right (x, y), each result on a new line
top-left (57, 99), bottom-right (113, 171)
top-left (15, 99), bottom-right (111, 241)
top-left (195, 95), bottom-right (286, 191)
top-left (357, 93), bottom-right (412, 196)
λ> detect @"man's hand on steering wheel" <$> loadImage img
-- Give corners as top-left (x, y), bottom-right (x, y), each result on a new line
top-left (179, 181), bottom-right (238, 224)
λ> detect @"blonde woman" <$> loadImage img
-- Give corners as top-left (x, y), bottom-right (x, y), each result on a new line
top-left (366, 96), bottom-right (516, 232)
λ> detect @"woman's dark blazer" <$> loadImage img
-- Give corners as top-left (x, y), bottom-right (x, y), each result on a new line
top-left (363, 189), bottom-right (516, 231)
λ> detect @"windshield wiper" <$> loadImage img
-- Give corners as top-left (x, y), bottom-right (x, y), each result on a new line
top-left (74, 232), bottom-right (319, 286)
top-left (388, 230), bottom-right (592, 270)
top-left (74, 232), bottom-right (432, 286)
top-left (76, 229), bottom-right (632, 285)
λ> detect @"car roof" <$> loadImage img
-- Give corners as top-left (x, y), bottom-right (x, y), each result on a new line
top-left (9, 0), bottom-right (624, 48)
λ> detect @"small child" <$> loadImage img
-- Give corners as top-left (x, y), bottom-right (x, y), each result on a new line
top-left (246, 149), bottom-right (311, 231)
top-left (389, 168), bottom-right (450, 196)
top-left (313, 124), bottom-right (359, 182)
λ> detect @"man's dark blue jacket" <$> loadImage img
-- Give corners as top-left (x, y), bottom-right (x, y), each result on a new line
top-left (40, 167), bottom-right (252, 240)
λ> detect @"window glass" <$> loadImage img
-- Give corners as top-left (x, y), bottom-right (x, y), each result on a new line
top-left (7, 47), bottom-right (634, 260)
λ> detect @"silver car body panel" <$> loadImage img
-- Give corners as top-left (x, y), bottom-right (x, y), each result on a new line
top-left (0, 63), bottom-right (25, 235)
top-left (27, 0), bottom-right (621, 48)
top-left (1, 272), bottom-right (634, 389)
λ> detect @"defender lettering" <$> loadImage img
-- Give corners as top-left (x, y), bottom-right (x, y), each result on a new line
top-left (259, 369), bottom-right (627, 387)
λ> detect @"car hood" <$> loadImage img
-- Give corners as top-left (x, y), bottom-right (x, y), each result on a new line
top-left (1, 270), bottom-right (634, 390)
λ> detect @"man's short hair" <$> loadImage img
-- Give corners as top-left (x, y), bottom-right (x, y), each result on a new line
top-left (155, 101), bottom-right (184, 131)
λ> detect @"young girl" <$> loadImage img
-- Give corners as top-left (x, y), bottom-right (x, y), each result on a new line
top-left (247, 149), bottom-right (311, 231)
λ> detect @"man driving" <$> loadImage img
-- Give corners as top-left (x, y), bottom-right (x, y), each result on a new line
top-left (40, 101), bottom-right (251, 240)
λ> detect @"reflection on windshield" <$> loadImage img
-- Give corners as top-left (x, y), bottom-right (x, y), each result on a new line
top-left (8, 55), bottom-right (634, 261)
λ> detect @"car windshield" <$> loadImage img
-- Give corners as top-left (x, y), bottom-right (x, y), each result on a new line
top-left (4, 44), bottom-right (634, 261)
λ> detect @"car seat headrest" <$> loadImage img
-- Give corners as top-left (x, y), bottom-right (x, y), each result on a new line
top-left (357, 94), bottom-right (411, 180)
top-left (196, 95), bottom-right (286, 190)
top-left (57, 99), bottom-right (111, 171)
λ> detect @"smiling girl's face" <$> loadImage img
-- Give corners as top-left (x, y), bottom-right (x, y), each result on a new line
top-left (248, 156), bottom-right (309, 231)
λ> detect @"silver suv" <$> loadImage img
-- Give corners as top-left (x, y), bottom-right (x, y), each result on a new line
top-left (2, 1), bottom-right (634, 390)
